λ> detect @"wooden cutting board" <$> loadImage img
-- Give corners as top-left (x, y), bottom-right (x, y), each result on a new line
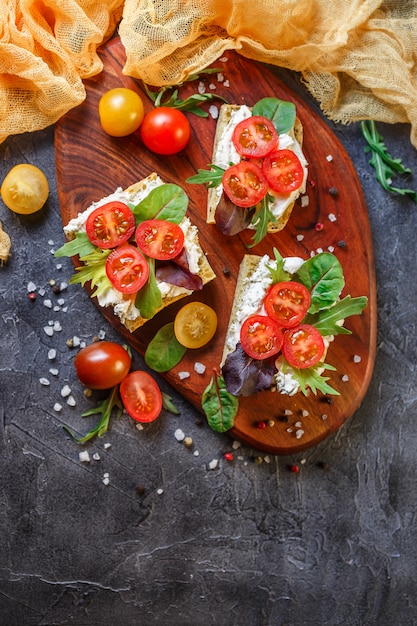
top-left (55, 37), bottom-right (376, 455)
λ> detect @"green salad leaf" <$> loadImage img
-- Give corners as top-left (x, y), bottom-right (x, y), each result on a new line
top-left (305, 295), bottom-right (368, 336)
top-left (145, 322), bottom-right (187, 372)
top-left (134, 257), bottom-right (163, 320)
top-left (130, 183), bottom-right (188, 224)
top-left (202, 370), bottom-right (239, 432)
top-left (294, 252), bottom-right (345, 314)
top-left (186, 164), bottom-right (225, 187)
top-left (267, 248), bottom-right (291, 284)
top-left (252, 97), bottom-right (296, 134)
top-left (247, 195), bottom-right (277, 248)
top-left (69, 248), bottom-right (112, 299)
top-left (63, 385), bottom-right (123, 444)
top-left (288, 362), bottom-right (340, 396)
top-left (54, 232), bottom-right (95, 258)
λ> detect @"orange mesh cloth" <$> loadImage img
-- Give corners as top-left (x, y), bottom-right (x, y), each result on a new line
top-left (0, 0), bottom-right (123, 143)
top-left (119, 0), bottom-right (417, 148)
top-left (2, 1), bottom-right (417, 148)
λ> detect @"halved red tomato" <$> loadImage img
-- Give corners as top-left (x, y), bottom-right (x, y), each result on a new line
top-left (264, 281), bottom-right (311, 328)
top-left (240, 314), bottom-right (283, 360)
top-left (120, 370), bottom-right (163, 423)
top-left (263, 149), bottom-right (304, 194)
top-left (232, 115), bottom-right (278, 158)
top-left (106, 244), bottom-right (149, 294)
top-left (86, 201), bottom-right (135, 249)
top-left (135, 219), bottom-right (184, 260)
top-left (222, 162), bottom-right (268, 208)
top-left (282, 324), bottom-right (325, 369)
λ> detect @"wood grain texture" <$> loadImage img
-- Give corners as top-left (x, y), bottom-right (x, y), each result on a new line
top-left (55, 37), bottom-right (376, 455)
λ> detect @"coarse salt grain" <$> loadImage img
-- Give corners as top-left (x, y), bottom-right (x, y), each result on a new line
top-left (38, 288), bottom-right (45, 296)
top-left (103, 473), bottom-right (110, 485)
top-left (157, 488), bottom-right (164, 495)
top-left (194, 362), bottom-right (206, 374)
top-left (53, 403), bottom-right (62, 412)
top-left (326, 154), bottom-right (333, 161)
top-left (321, 414), bottom-right (328, 420)
top-left (232, 440), bottom-right (241, 450)
top-left (79, 450), bottom-right (90, 463)
top-left (44, 326), bottom-right (54, 337)
top-left (178, 371), bottom-right (190, 380)
top-left (353, 355), bottom-right (362, 363)
top-left (67, 396), bottom-right (76, 407)
top-left (209, 105), bottom-right (219, 119)
top-left (301, 195), bottom-right (310, 207)
top-left (193, 450), bottom-right (200, 457)
top-left (27, 281), bottom-right (37, 292)
top-left (39, 377), bottom-right (50, 386)
top-left (295, 429), bottom-right (304, 439)
top-left (295, 421), bottom-right (302, 428)
top-left (328, 246), bottom-right (335, 253)
top-left (43, 299), bottom-right (52, 309)
top-left (342, 374), bottom-right (349, 382)
top-left (92, 453), bottom-right (101, 461)
top-left (136, 423), bottom-right (144, 431)
top-left (223, 79), bottom-right (230, 87)
top-left (49, 368), bottom-right (59, 376)
top-left (174, 428), bottom-right (185, 442)
top-left (61, 385), bottom-right (71, 398)
top-left (328, 213), bottom-right (337, 222)
top-left (208, 82), bottom-right (216, 90)
top-left (208, 459), bottom-right (219, 470)
top-left (198, 81), bottom-right (206, 94)
top-left (302, 409), bottom-right (309, 417)
top-left (296, 234), bottom-right (304, 241)
top-left (103, 443), bottom-right (111, 449)
top-left (217, 72), bottom-right (224, 82)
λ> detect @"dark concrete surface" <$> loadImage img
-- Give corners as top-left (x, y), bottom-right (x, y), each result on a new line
top-left (1, 65), bottom-right (417, 626)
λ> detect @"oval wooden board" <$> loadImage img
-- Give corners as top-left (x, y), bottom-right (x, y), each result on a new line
top-left (55, 37), bottom-right (376, 455)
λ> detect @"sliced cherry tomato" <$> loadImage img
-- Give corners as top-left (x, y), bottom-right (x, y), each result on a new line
top-left (120, 371), bottom-right (162, 423)
top-left (240, 314), bottom-right (283, 360)
top-left (86, 201), bottom-right (135, 249)
top-left (263, 149), bottom-right (304, 194)
top-left (98, 88), bottom-right (145, 137)
top-left (140, 107), bottom-right (191, 155)
top-left (232, 115), bottom-right (278, 158)
top-left (135, 219), bottom-right (184, 260)
top-left (264, 281), bottom-right (311, 328)
top-left (222, 161), bottom-right (268, 208)
top-left (106, 244), bottom-right (149, 294)
top-left (282, 324), bottom-right (325, 369)
top-left (74, 341), bottom-right (131, 390)
top-left (174, 302), bottom-right (217, 349)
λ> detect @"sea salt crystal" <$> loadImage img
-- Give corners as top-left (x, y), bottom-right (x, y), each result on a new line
top-left (353, 354), bottom-right (362, 363)
top-left (102, 472), bottom-right (110, 485)
top-left (296, 234), bottom-right (304, 241)
top-left (209, 83), bottom-right (216, 90)
top-left (174, 428), bottom-right (185, 442)
top-left (61, 385), bottom-right (71, 398)
top-left (67, 396), bottom-right (76, 407)
top-left (328, 213), bottom-right (337, 222)
top-left (92, 453), bottom-right (101, 461)
top-left (209, 105), bottom-right (219, 119)
top-left (39, 377), bottom-right (50, 386)
top-left (178, 371), bottom-right (190, 380)
top-left (198, 81), bottom-right (206, 94)
top-left (194, 362), bottom-right (206, 374)
top-left (53, 321), bottom-right (62, 332)
top-left (217, 72), bottom-right (224, 82)
top-left (301, 195), bottom-right (310, 207)
top-left (27, 281), bottom-right (37, 292)
top-left (342, 374), bottom-right (350, 382)
top-left (43, 299), bottom-right (52, 309)
top-left (208, 459), bottom-right (219, 470)
top-left (157, 488), bottom-right (164, 495)
top-left (79, 450), bottom-right (90, 463)
top-left (49, 368), bottom-right (59, 376)
top-left (295, 429), bottom-right (304, 439)
top-left (328, 246), bottom-right (335, 253)
top-left (53, 403), bottom-right (62, 412)
top-left (326, 154), bottom-right (333, 161)
top-left (43, 326), bottom-right (54, 337)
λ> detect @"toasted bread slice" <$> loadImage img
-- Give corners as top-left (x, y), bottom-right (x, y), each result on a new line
top-left (64, 173), bottom-right (216, 333)
top-left (207, 104), bottom-right (307, 232)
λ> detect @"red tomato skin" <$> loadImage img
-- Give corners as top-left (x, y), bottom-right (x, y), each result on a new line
top-left (120, 371), bottom-right (163, 423)
top-left (135, 219), bottom-right (184, 260)
top-left (85, 202), bottom-right (136, 249)
top-left (282, 324), bottom-right (325, 369)
top-left (240, 314), bottom-right (284, 360)
top-left (105, 244), bottom-right (149, 294)
top-left (140, 107), bottom-right (191, 155)
top-left (262, 149), bottom-right (304, 194)
top-left (222, 161), bottom-right (268, 208)
top-left (264, 281), bottom-right (311, 328)
top-left (74, 342), bottom-right (131, 390)
top-left (232, 115), bottom-right (278, 158)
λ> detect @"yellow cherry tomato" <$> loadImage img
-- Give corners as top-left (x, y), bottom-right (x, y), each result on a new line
top-left (98, 88), bottom-right (145, 137)
top-left (174, 302), bottom-right (217, 349)
top-left (1, 164), bottom-right (49, 215)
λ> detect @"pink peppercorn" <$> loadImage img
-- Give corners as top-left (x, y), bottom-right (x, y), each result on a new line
top-left (290, 464), bottom-right (299, 474)
top-left (257, 421), bottom-right (267, 430)
top-left (28, 292), bottom-right (37, 301)
top-left (315, 222), bottom-right (324, 231)
top-left (224, 452), bottom-right (234, 462)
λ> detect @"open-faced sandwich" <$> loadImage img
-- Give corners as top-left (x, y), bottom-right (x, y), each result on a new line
top-left (55, 173), bottom-right (216, 332)
top-left (219, 248), bottom-right (367, 398)
top-left (187, 98), bottom-right (308, 244)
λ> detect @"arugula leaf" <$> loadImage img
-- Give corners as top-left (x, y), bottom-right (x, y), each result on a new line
top-left (252, 97), bottom-right (296, 134)
top-left (289, 361), bottom-right (340, 396)
top-left (141, 69), bottom-right (228, 117)
top-left (130, 184), bottom-right (188, 224)
top-left (305, 295), bottom-right (368, 336)
top-left (63, 385), bottom-right (123, 444)
top-left (294, 252), bottom-right (344, 314)
top-left (247, 195), bottom-right (276, 247)
top-left (145, 322), bottom-right (187, 372)
top-left (186, 164), bottom-right (225, 188)
top-left (361, 120), bottom-right (417, 202)
top-left (162, 392), bottom-right (181, 415)
top-left (69, 248), bottom-right (112, 299)
top-left (266, 248), bottom-right (291, 284)
top-left (202, 370), bottom-right (239, 432)
top-left (134, 257), bottom-right (162, 319)
top-left (54, 232), bottom-right (95, 259)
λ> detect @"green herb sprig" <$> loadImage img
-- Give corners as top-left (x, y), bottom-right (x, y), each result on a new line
top-left (142, 68), bottom-right (228, 117)
top-left (361, 120), bottom-right (417, 202)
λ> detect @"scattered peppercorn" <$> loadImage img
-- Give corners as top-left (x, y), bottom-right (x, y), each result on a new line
top-left (308, 179), bottom-right (316, 187)
top-left (52, 284), bottom-right (61, 294)
top-left (317, 461), bottom-right (329, 471)
top-left (337, 239), bottom-right (347, 248)
top-left (222, 267), bottom-right (230, 276)
top-left (194, 417), bottom-right (204, 427)
top-left (321, 396), bottom-right (333, 404)
top-left (135, 485), bottom-right (145, 495)
top-left (329, 186), bottom-right (338, 197)
top-left (278, 415), bottom-right (289, 423)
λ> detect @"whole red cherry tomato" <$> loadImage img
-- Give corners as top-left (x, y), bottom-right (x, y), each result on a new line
top-left (74, 342), bottom-right (131, 389)
top-left (140, 107), bottom-right (191, 155)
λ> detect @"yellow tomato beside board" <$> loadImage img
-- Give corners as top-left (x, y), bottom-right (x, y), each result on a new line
top-left (1, 164), bottom-right (49, 214)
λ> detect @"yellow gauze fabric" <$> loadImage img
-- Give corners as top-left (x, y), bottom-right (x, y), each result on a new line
top-left (2, 0), bottom-right (417, 148)
top-left (0, 0), bottom-right (123, 143)
top-left (119, 0), bottom-right (417, 148)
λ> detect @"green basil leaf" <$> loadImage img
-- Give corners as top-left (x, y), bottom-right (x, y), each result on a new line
top-left (305, 295), bottom-right (368, 336)
top-left (202, 371), bottom-right (239, 433)
top-left (135, 258), bottom-right (162, 319)
top-left (145, 322), bottom-right (187, 372)
top-left (294, 252), bottom-right (345, 314)
top-left (54, 232), bottom-right (95, 258)
top-left (252, 97), bottom-right (296, 134)
top-left (130, 184), bottom-right (188, 224)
